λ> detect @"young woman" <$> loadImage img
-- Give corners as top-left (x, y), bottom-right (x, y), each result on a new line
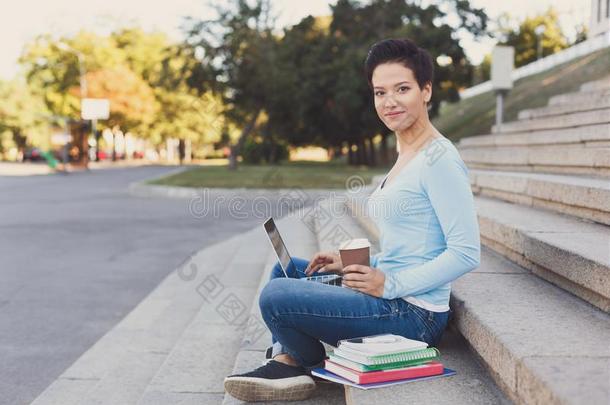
top-left (224, 38), bottom-right (480, 402)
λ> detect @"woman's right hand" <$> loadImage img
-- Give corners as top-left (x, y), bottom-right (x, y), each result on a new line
top-left (305, 252), bottom-right (343, 276)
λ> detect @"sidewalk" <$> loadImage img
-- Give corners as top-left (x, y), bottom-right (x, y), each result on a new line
top-left (0, 160), bottom-right (175, 177)
top-left (0, 162), bottom-right (54, 176)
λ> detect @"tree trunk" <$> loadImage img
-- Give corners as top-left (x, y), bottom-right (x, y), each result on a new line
top-left (368, 137), bottom-right (376, 167)
top-left (184, 139), bottom-right (192, 163)
top-left (178, 138), bottom-right (185, 165)
top-left (229, 109), bottom-right (261, 170)
top-left (380, 133), bottom-right (389, 166)
top-left (112, 132), bottom-right (117, 162)
top-left (269, 142), bottom-right (277, 164)
top-left (347, 143), bottom-right (355, 165)
top-left (357, 139), bottom-right (366, 166)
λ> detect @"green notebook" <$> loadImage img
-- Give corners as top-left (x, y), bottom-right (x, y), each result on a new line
top-left (332, 347), bottom-right (440, 367)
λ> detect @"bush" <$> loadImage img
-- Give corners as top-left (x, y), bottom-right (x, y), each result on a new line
top-left (241, 137), bottom-right (289, 164)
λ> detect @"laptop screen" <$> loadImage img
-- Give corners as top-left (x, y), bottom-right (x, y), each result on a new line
top-left (263, 218), bottom-right (292, 276)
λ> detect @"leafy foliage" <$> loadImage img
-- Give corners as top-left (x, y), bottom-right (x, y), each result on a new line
top-left (182, 0), bottom-right (490, 166)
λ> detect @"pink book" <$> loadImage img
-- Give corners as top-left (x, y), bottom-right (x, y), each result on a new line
top-left (324, 360), bottom-right (444, 385)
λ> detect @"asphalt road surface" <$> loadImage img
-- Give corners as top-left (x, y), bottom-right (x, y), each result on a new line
top-left (0, 165), bottom-right (324, 405)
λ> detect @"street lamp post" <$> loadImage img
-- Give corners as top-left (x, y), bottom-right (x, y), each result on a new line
top-left (535, 25), bottom-right (545, 61)
top-left (491, 46), bottom-right (515, 130)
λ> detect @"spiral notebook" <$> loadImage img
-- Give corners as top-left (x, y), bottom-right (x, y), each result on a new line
top-left (333, 346), bottom-right (440, 366)
top-left (328, 348), bottom-right (440, 371)
top-left (334, 334), bottom-right (431, 365)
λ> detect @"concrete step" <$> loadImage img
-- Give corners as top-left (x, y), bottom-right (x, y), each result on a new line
top-left (136, 228), bottom-right (275, 404)
top-left (31, 226), bottom-right (271, 405)
top-left (475, 196), bottom-right (610, 313)
top-left (222, 209), bottom-right (347, 405)
top-left (314, 196), bottom-right (379, 254)
top-left (518, 95), bottom-right (610, 120)
top-left (345, 327), bottom-right (511, 405)
top-left (459, 145), bottom-right (610, 178)
top-left (450, 248), bottom-right (610, 405)
top-left (491, 108), bottom-right (610, 134)
top-left (548, 87), bottom-right (610, 107)
top-left (469, 170), bottom-right (610, 225)
top-left (345, 196), bottom-right (610, 405)
top-left (458, 123), bottom-right (610, 149)
top-left (334, 196), bottom-right (512, 404)
top-left (579, 76), bottom-right (610, 93)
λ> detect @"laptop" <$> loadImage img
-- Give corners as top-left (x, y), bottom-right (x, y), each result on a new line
top-left (263, 217), bottom-right (343, 286)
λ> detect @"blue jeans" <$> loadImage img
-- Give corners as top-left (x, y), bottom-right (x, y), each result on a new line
top-left (259, 257), bottom-right (450, 368)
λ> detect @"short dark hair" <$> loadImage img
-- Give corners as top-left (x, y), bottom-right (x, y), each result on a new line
top-left (364, 38), bottom-right (434, 90)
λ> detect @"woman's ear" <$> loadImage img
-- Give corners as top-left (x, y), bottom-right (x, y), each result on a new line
top-left (423, 82), bottom-right (432, 104)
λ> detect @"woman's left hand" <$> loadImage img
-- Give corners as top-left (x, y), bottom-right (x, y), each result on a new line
top-left (341, 265), bottom-right (385, 298)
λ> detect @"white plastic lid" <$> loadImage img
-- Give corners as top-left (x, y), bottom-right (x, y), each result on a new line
top-left (339, 238), bottom-right (371, 250)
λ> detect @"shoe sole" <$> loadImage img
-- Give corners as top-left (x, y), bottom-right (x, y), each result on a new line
top-left (224, 375), bottom-right (316, 402)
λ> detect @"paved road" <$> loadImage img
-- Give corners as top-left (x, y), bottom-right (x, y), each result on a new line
top-left (0, 166), bottom-right (325, 405)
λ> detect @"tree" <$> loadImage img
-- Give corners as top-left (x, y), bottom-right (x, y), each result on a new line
top-left (268, 0), bottom-right (489, 165)
top-left (497, 8), bottom-right (568, 67)
top-left (472, 53), bottom-right (491, 85)
top-left (0, 79), bottom-right (50, 158)
top-left (19, 28), bottom-right (225, 160)
top-left (182, 0), bottom-right (489, 167)
top-left (182, 0), bottom-right (277, 169)
top-left (149, 88), bottom-right (225, 155)
top-left (111, 28), bottom-right (170, 85)
top-left (82, 65), bottom-right (157, 133)
top-left (20, 32), bottom-right (125, 120)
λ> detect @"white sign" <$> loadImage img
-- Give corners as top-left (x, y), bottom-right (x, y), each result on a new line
top-left (51, 133), bottom-right (73, 145)
top-left (82, 98), bottom-right (110, 120)
top-left (491, 46), bottom-right (514, 91)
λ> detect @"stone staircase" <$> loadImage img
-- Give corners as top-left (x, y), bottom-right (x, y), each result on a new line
top-left (31, 77), bottom-right (609, 405)
top-left (343, 76), bottom-right (610, 404)
top-left (458, 78), bottom-right (610, 178)
top-left (30, 197), bottom-right (512, 404)
top-left (222, 198), bottom-right (510, 405)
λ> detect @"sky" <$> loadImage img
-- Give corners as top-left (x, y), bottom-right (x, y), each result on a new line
top-left (0, 0), bottom-right (590, 80)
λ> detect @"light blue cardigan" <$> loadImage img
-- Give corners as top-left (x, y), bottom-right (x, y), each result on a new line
top-left (367, 137), bottom-right (480, 312)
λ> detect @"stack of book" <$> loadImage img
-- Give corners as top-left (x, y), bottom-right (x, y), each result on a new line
top-left (311, 334), bottom-right (455, 389)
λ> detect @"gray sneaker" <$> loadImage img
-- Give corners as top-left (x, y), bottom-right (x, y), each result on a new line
top-left (224, 360), bottom-right (316, 402)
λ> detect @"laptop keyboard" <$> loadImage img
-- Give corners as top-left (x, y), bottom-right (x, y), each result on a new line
top-left (304, 274), bottom-right (343, 286)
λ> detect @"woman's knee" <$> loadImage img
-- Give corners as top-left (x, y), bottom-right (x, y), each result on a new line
top-left (259, 278), bottom-right (291, 318)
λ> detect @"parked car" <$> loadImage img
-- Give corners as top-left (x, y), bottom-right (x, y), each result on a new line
top-left (23, 148), bottom-right (44, 161)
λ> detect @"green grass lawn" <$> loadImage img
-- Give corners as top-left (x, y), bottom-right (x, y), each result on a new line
top-left (150, 160), bottom-right (389, 189)
top-left (433, 47), bottom-right (610, 142)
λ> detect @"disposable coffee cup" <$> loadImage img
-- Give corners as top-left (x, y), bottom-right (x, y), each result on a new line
top-left (339, 238), bottom-right (371, 268)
